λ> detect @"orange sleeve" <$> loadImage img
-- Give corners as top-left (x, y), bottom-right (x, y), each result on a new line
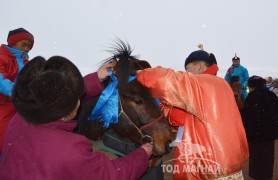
top-left (137, 66), bottom-right (204, 122)
top-left (137, 66), bottom-right (168, 100)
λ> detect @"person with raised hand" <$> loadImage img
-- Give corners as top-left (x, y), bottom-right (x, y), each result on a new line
top-left (0, 56), bottom-right (152, 180)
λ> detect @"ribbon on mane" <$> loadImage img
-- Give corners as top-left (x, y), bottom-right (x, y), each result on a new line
top-left (89, 70), bottom-right (136, 128)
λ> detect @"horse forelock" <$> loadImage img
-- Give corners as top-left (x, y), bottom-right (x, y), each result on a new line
top-left (99, 39), bottom-right (139, 94)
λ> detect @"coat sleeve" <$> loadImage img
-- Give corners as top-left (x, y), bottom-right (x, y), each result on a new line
top-left (136, 67), bottom-right (167, 100)
top-left (224, 68), bottom-right (231, 83)
top-left (75, 139), bottom-right (149, 180)
top-left (0, 72), bottom-right (14, 96)
top-left (137, 66), bottom-right (204, 121)
top-left (0, 55), bottom-right (28, 97)
top-left (242, 67), bottom-right (249, 88)
top-left (82, 72), bottom-right (104, 101)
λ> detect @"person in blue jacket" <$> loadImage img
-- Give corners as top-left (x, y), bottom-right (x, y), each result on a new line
top-left (225, 54), bottom-right (249, 101)
top-left (0, 28), bottom-right (34, 158)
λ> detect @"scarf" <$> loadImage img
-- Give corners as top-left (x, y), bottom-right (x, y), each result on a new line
top-left (89, 70), bottom-right (136, 128)
top-left (5, 45), bottom-right (28, 74)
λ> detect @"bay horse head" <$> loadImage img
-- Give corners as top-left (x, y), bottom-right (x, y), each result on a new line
top-left (229, 76), bottom-right (244, 109)
top-left (77, 40), bottom-right (175, 156)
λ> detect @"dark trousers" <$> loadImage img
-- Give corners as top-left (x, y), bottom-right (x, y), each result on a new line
top-left (249, 141), bottom-right (274, 180)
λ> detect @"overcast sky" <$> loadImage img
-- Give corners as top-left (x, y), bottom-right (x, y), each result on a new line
top-left (1, 0), bottom-right (278, 78)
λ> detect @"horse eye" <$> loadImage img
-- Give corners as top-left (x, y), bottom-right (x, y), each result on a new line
top-left (122, 94), bottom-right (144, 104)
top-left (133, 96), bottom-right (143, 104)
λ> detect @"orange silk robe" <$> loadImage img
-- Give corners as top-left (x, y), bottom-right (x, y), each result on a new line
top-left (137, 66), bottom-right (249, 180)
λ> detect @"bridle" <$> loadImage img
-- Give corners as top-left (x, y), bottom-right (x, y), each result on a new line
top-left (118, 96), bottom-right (166, 166)
top-left (118, 96), bottom-right (164, 146)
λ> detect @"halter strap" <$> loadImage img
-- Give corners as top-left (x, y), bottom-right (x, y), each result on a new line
top-left (140, 114), bottom-right (164, 130)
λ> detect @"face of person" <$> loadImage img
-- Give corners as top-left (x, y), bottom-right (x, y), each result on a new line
top-left (232, 60), bottom-right (240, 67)
top-left (12, 40), bottom-right (33, 53)
top-left (185, 62), bottom-right (206, 75)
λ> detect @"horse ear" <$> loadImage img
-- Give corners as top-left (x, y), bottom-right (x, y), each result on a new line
top-left (132, 60), bottom-right (152, 70)
top-left (138, 60), bottom-right (152, 69)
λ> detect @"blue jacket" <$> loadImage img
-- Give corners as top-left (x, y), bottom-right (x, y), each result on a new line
top-left (225, 64), bottom-right (249, 100)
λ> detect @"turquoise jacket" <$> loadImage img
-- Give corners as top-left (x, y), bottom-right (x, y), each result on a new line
top-left (225, 64), bottom-right (249, 100)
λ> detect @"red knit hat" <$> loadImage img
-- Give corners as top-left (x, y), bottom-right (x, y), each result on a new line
top-left (7, 28), bottom-right (34, 49)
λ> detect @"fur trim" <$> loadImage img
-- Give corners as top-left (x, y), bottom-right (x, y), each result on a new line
top-left (12, 56), bottom-right (85, 124)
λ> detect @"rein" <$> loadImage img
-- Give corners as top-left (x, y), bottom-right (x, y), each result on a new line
top-left (91, 140), bottom-right (125, 157)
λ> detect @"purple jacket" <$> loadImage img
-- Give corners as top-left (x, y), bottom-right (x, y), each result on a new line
top-left (0, 72), bottom-right (149, 180)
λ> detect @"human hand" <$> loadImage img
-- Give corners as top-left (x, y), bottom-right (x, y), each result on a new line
top-left (141, 143), bottom-right (153, 157)
top-left (97, 63), bottom-right (115, 82)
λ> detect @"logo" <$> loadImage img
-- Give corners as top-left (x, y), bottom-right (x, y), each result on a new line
top-left (162, 132), bottom-right (223, 175)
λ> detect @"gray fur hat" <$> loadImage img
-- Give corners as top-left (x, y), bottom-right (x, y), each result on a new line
top-left (12, 56), bottom-right (85, 124)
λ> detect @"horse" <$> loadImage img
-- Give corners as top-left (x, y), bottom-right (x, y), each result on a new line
top-left (229, 76), bottom-right (244, 109)
top-left (77, 40), bottom-right (175, 156)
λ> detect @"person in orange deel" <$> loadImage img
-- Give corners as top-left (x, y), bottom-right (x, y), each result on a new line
top-left (0, 28), bottom-right (34, 157)
top-left (137, 49), bottom-right (249, 179)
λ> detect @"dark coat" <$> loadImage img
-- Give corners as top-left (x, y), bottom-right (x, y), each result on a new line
top-left (241, 87), bottom-right (278, 142)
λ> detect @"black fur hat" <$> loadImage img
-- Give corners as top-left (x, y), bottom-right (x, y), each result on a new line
top-left (248, 75), bottom-right (266, 89)
top-left (12, 56), bottom-right (85, 124)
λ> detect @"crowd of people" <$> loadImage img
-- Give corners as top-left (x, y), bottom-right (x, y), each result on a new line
top-left (0, 27), bottom-right (278, 180)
